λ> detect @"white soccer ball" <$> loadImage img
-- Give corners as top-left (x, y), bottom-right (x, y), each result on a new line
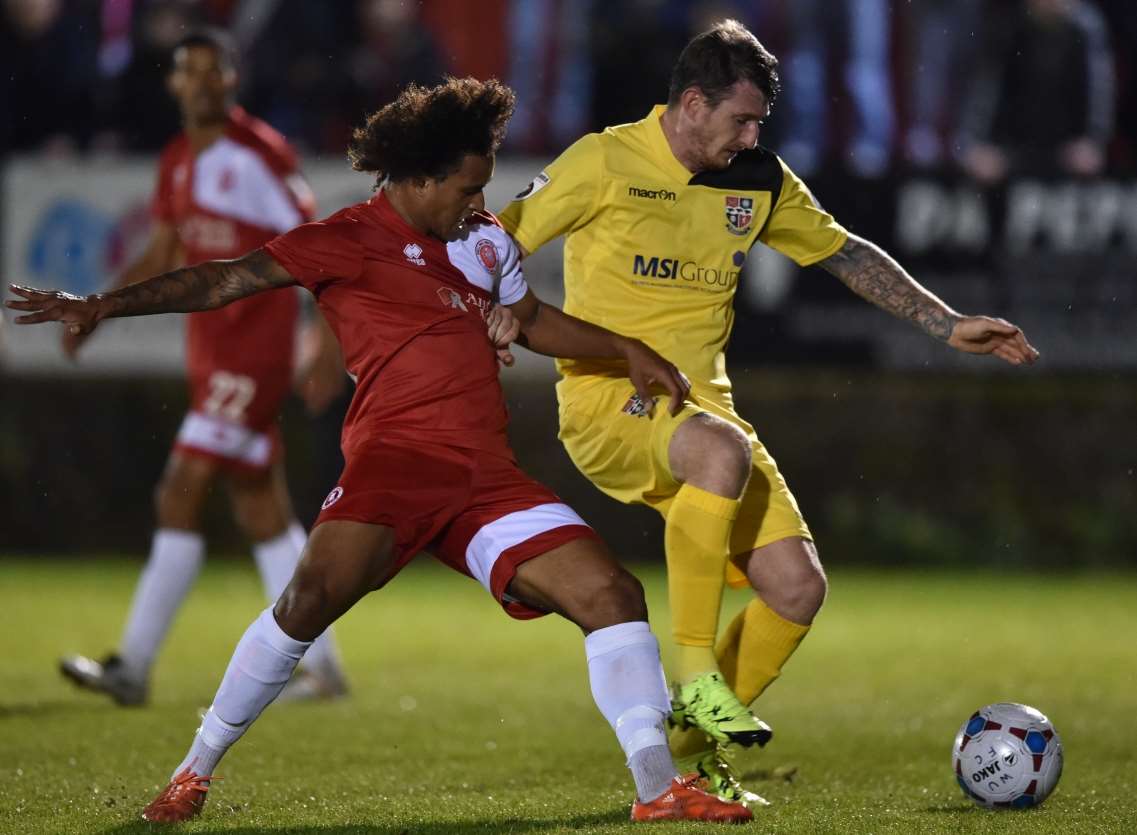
top-left (952, 702), bottom-right (1063, 808)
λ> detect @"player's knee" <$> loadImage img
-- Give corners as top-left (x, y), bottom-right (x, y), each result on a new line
top-left (230, 489), bottom-right (286, 543)
top-left (153, 473), bottom-right (196, 529)
top-left (761, 561), bottom-right (827, 624)
top-left (715, 428), bottom-right (753, 494)
top-left (273, 573), bottom-right (336, 642)
top-left (676, 418), bottom-right (752, 498)
top-left (574, 568), bottom-right (648, 630)
top-left (798, 567), bottom-right (828, 617)
top-left (154, 457), bottom-right (212, 528)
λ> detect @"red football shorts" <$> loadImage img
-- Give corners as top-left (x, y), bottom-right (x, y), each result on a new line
top-left (315, 440), bottom-right (599, 619)
top-left (173, 363), bottom-right (293, 474)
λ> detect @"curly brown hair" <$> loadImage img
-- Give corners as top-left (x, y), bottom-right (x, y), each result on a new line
top-left (348, 77), bottom-right (516, 185)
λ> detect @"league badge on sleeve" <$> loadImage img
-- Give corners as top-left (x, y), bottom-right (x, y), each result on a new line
top-left (724, 195), bottom-right (754, 236)
top-left (514, 171), bottom-right (550, 200)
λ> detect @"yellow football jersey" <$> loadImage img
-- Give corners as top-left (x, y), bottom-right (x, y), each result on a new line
top-left (499, 104), bottom-right (848, 397)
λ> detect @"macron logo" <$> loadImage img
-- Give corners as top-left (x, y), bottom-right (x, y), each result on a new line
top-left (628, 185), bottom-right (676, 201)
top-left (403, 243), bottom-right (426, 266)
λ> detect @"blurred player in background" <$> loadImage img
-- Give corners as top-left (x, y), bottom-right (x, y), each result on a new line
top-left (58, 28), bottom-right (347, 706)
top-left (499, 19), bottom-right (1039, 806)
top-left (8, 77), bottom-right (752, 825)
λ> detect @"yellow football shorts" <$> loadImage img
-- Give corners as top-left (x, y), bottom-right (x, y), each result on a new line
top-left (557, 376), bottom-right (812, 588)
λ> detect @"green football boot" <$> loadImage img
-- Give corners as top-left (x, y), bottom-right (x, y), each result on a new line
top-left (671, 672), bottom-right (773, 747)
top-left (674, 745), bottom-right (771, 808)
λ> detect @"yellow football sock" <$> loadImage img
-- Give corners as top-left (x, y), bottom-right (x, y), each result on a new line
top-left (670, 608), bottom-right (746, 759)
top-left (665, 484), bottom-right (740, 685)
top-left (714, 602), bottom-right (747, 692)
top-left (673, 643), bottom-right (718, 685)
top-left (670, 598), bottom-right (810, 759)
top-left (727, 597), bottom-right (811, 706)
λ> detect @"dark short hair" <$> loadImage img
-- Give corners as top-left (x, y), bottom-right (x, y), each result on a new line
top-left (668, 19), bottom-right (780, 108)
top-left (172, 27), bottom-right (238, 72)
top-left (348, 77), bottom-right (516, 184)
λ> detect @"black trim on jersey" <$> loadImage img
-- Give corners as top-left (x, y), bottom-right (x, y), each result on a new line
top-left (687, 146), bottom-right (783, 193)
top-left (688, 146), bottom-right (784, 239)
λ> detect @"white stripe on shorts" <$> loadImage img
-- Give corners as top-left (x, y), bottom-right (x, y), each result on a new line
top-left (464, 502), bottom-right (588, 595)
top-left (175, 411), bottom-right (271, 467)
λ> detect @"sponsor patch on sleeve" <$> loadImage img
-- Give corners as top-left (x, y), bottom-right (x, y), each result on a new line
top-left (514, 171), bottom-right (550, 200)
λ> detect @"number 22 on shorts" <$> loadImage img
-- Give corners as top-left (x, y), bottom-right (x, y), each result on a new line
top-left (202, 371), bottom-right (256, 422)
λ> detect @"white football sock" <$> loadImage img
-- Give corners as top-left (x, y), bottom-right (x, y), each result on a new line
top-left (584, 621), bottom-right (677, 801)
top-left (253, 521), bottom-right (343, 678)
top-left (119, 528), bottom-right (205, 681)
top-left (251, 522), bottom-right (303, 601)
top-left (174, 607), bottom-right (310, 778)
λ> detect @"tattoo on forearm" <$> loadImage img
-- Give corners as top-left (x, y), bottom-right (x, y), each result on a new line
top-left (820, 236), bottom-right (960, 341)
top-left (101, 249), bottom-right (291, 319)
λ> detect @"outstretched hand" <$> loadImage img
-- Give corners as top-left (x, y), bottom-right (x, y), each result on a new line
top-left (6, 285), bottom-right (104, 337)
top-left (486, 303), bottom-right (521, 367)
top-left (948, 316), bottom-right (1040, 366)
top-left (622, 339), bottom-right (691, 416)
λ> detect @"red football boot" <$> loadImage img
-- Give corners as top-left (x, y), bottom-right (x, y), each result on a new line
top-left (141, 768), bottom-right (216, 823)
top-left (631, 773), bottom-right (754, 823)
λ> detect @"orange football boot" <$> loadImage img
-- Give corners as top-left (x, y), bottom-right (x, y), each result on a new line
top-left (141, 768), bottom-right (216, 823)
top-left (631, 773), bottom-right (754, 823)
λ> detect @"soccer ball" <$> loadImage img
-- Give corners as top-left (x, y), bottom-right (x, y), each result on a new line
top-left (952, 702), bottom-right (1063, 808)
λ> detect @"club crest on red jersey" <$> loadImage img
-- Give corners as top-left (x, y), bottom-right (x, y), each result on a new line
top-left (437, 286), bottom-right (469, 312)
top-left (322, 486), bottom-right (344, 509)
top-left (724, 195), bottom-right (754, 236)
top-left (476, 239), bottom-right (498, 273)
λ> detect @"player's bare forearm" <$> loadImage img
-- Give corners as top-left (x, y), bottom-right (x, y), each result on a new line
top-left (819, 234), bottom-right (961, 341)
top-left (7, 248), bottom-right (296, 334)
top-left (510, 292), bottom-right (628, 359)
top-left (508, 290), bottom-right (690, 414)
top-left (98, 249), bottom-right (294, 319)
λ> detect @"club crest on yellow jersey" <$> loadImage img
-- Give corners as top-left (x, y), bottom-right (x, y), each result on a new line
top-left (621, 393), bottom-right (657, 418)
top-left (724, 196), bottom-right (754, 236)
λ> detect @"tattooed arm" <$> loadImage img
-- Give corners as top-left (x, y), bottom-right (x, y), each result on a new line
top-left (6, 248), bottom-right (296, 337)
top-left (818, 234), bottom-right (960, 340)
top-left (818, 233), bottom-right (1040, 365)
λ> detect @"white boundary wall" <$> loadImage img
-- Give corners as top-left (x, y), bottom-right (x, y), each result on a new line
top-left (1, 156), bottom-right (564, 379)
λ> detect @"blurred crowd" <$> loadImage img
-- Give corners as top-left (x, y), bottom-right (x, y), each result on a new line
top-left (2, 0), bottom-right (1135, 179)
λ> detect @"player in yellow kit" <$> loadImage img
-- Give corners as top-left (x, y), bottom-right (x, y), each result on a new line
top-left (499, 19), bottom-right (1039, 806)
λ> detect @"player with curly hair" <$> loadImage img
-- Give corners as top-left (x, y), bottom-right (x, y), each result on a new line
top-left (8, 77), bottom-right (750, 825)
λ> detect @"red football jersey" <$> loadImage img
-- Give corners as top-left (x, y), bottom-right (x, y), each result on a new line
top-left (152, 106), bottom-right (315, 377)
top-left (264, 192), bottom-right (529, 459)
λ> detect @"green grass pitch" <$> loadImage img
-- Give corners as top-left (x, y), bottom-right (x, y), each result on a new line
top-left (0, 557), bottom-right (1134, 834)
